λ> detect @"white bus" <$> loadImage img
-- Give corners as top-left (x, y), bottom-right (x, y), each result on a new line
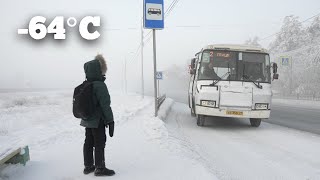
top-left (188, 44), bottom-right (279, 127)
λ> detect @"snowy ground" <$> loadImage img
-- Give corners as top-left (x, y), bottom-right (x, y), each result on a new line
top-left (165, 102), bottom-right (320, 180)
top-left (1, 91), bottom-right (320, 180)
top-left (0, 90), bottom-right (216, 180)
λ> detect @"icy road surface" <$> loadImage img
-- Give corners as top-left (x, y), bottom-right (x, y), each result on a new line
top-left (269, 99), bottom-right (320, 135)
top-left (165, 102), bottom-right (320, 180)
top-left (172, 94), bottom-right (320, 135)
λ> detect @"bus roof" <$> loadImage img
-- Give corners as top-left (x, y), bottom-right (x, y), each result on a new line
top-left (201, 44), bottom-right (268, 53)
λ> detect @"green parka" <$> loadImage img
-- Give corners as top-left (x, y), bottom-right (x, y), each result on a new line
top-left (80, 59), bottom-right (114, 128)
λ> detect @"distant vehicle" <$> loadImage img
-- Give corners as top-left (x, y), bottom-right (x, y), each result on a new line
top-left (188, 44), bottom-right (279, 127)
top-left (148, 8), bottom-right (161, 16)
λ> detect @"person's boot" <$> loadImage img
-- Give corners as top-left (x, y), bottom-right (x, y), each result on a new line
top-left (83, 165), bottom-right (95, 174)
top-left (94, 167), bottom-right (115, 176)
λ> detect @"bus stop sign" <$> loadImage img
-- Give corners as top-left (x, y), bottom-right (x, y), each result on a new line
top-left (143, 0), bottom-right (164, 29)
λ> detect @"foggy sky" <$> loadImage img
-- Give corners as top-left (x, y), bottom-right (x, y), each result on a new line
top-left (0, 0), bottom-right (319, 92)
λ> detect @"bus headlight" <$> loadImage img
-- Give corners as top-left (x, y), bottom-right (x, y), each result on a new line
top-left (201, 100), bottom-right (216, 107)
top-left (255, 103), bottom-right (268, 110)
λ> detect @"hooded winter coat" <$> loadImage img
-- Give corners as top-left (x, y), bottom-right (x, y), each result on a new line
top-left (80, 55), bottom-right (114, 128)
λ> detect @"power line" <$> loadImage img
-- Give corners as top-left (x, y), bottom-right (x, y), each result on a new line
top-left (129, 0), bottom-right (181, 62)
top-left (272, 42), bottom-right (320, 57)
top-left (143, 0), bottom-right (180, 45)
top-left (260, 12), bottom-right (320, 42)
top-left (164, 0), bottom-right (176, 15)
top-left (103, 22), bottom-right (282, 31)
top-left (165, 0), bottom-right (180, 18)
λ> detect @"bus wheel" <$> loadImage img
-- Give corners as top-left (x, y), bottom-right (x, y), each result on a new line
top-left (250, 118), bottom-right (261, 127)
top-left (197, 115), bottom-right (205, 127)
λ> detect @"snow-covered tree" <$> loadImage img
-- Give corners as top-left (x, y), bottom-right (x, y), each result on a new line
top-left (270, 15), bottom-right (320, 97)
top-left (269, 15), bottom-right (305, 53)
top-left (306, 16), bottom-right (320, 43)
top-left (244, 36), bottom-right (261, 47)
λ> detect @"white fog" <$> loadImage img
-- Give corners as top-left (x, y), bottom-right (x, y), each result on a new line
top-left (1, 0), bottom-right (320, 180)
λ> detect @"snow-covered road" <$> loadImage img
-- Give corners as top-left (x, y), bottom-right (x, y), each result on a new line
top-left (268, 99), bottom-right (320, 135)
top-left (165, 102), bottom-right (320, 180)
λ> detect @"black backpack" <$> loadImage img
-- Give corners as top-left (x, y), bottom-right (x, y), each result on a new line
top-left (73, 81), bottom-right (95, 119)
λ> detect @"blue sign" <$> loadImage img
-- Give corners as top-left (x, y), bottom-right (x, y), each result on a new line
top-left (156, 71), bottom-right (163, 80)
top-left (281, 57), bottom-right (290, 66)
top-left (143, 0), bottom-right (164, 29)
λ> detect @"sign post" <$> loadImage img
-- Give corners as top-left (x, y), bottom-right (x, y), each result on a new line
top-left (280, 56), bottom-right (293, 94)
top-left (144, 0), bottom-right (164, 117)
top-left (156, 71), bottom-right (163, 97)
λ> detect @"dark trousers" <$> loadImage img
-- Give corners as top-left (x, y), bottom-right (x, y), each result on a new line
top-left (83, 120), bottom-right (106, 168)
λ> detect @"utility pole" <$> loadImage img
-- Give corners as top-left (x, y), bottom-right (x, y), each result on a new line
top-left (141, 24), bottom-right (145, 98)
top-left (124, 57), bottom-right (127, 94)
top-left (124, 52), bottom-right (134, 94)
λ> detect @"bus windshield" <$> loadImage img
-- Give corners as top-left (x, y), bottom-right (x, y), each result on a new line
top-left (198, 50), bottom-right (271, 83)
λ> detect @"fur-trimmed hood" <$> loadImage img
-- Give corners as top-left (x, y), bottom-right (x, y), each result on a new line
top-left (84, 54), bottom-right (107, 81)
top-left (95, 54), bottom-right (107, 75)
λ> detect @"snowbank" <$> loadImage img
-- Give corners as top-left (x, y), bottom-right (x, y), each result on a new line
top-left (157, 98), bottom-right (174, 120)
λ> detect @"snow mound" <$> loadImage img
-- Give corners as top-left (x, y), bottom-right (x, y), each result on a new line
top-left (157, 98), bottom-right (174, 120)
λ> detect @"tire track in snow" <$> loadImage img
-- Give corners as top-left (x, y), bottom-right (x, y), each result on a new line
top-left (166, 102), bottom-right (320, 180)
top-left (165, 103), bottom-right (229, 179)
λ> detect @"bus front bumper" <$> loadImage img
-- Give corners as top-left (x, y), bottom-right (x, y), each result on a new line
top-left (195, 105), bottom-right (270, 119)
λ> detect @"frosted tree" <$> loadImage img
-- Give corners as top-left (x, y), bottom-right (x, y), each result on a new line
top-left (244, 36), bottom-right (261, 47)
top-left (270, 15), bottom-right (320, 97)
top-left (269, 15), bottom-right (305, 53)
top-left (306, 16), bottom-right (320, 43)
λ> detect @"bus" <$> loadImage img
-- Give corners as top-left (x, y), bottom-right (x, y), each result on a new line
top-left (188, 44), bottom-right (279, 127)
top-left (148, 8), bottom-right (161, 16)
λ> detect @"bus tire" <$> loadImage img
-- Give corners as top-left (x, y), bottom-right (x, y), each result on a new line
top-left (197, 115), bottom-right (205, 127)
top-left (250, 118), bottom-right (261, 127)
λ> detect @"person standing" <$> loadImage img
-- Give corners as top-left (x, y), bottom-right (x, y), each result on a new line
top-left (81, 54), bottom-right (115, 176)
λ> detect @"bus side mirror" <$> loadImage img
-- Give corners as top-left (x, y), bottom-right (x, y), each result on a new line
top-left (273, 73), bottom-right (279, 80)
top-left (190, 58), bottom-right (196, 69)
top-left (272, 63), bottom-right (278, 74)
top-left (190, 69), bottom-right (196, 75)
top-left (189, 58), bottom-right (196, 75)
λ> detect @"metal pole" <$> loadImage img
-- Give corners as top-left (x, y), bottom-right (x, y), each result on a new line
top-left (152, 29), bottom-right (158, 117)
top-left (141, 25), bottom-right (145, 98)
top-left (157, 80), bottom-right (160, 97)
